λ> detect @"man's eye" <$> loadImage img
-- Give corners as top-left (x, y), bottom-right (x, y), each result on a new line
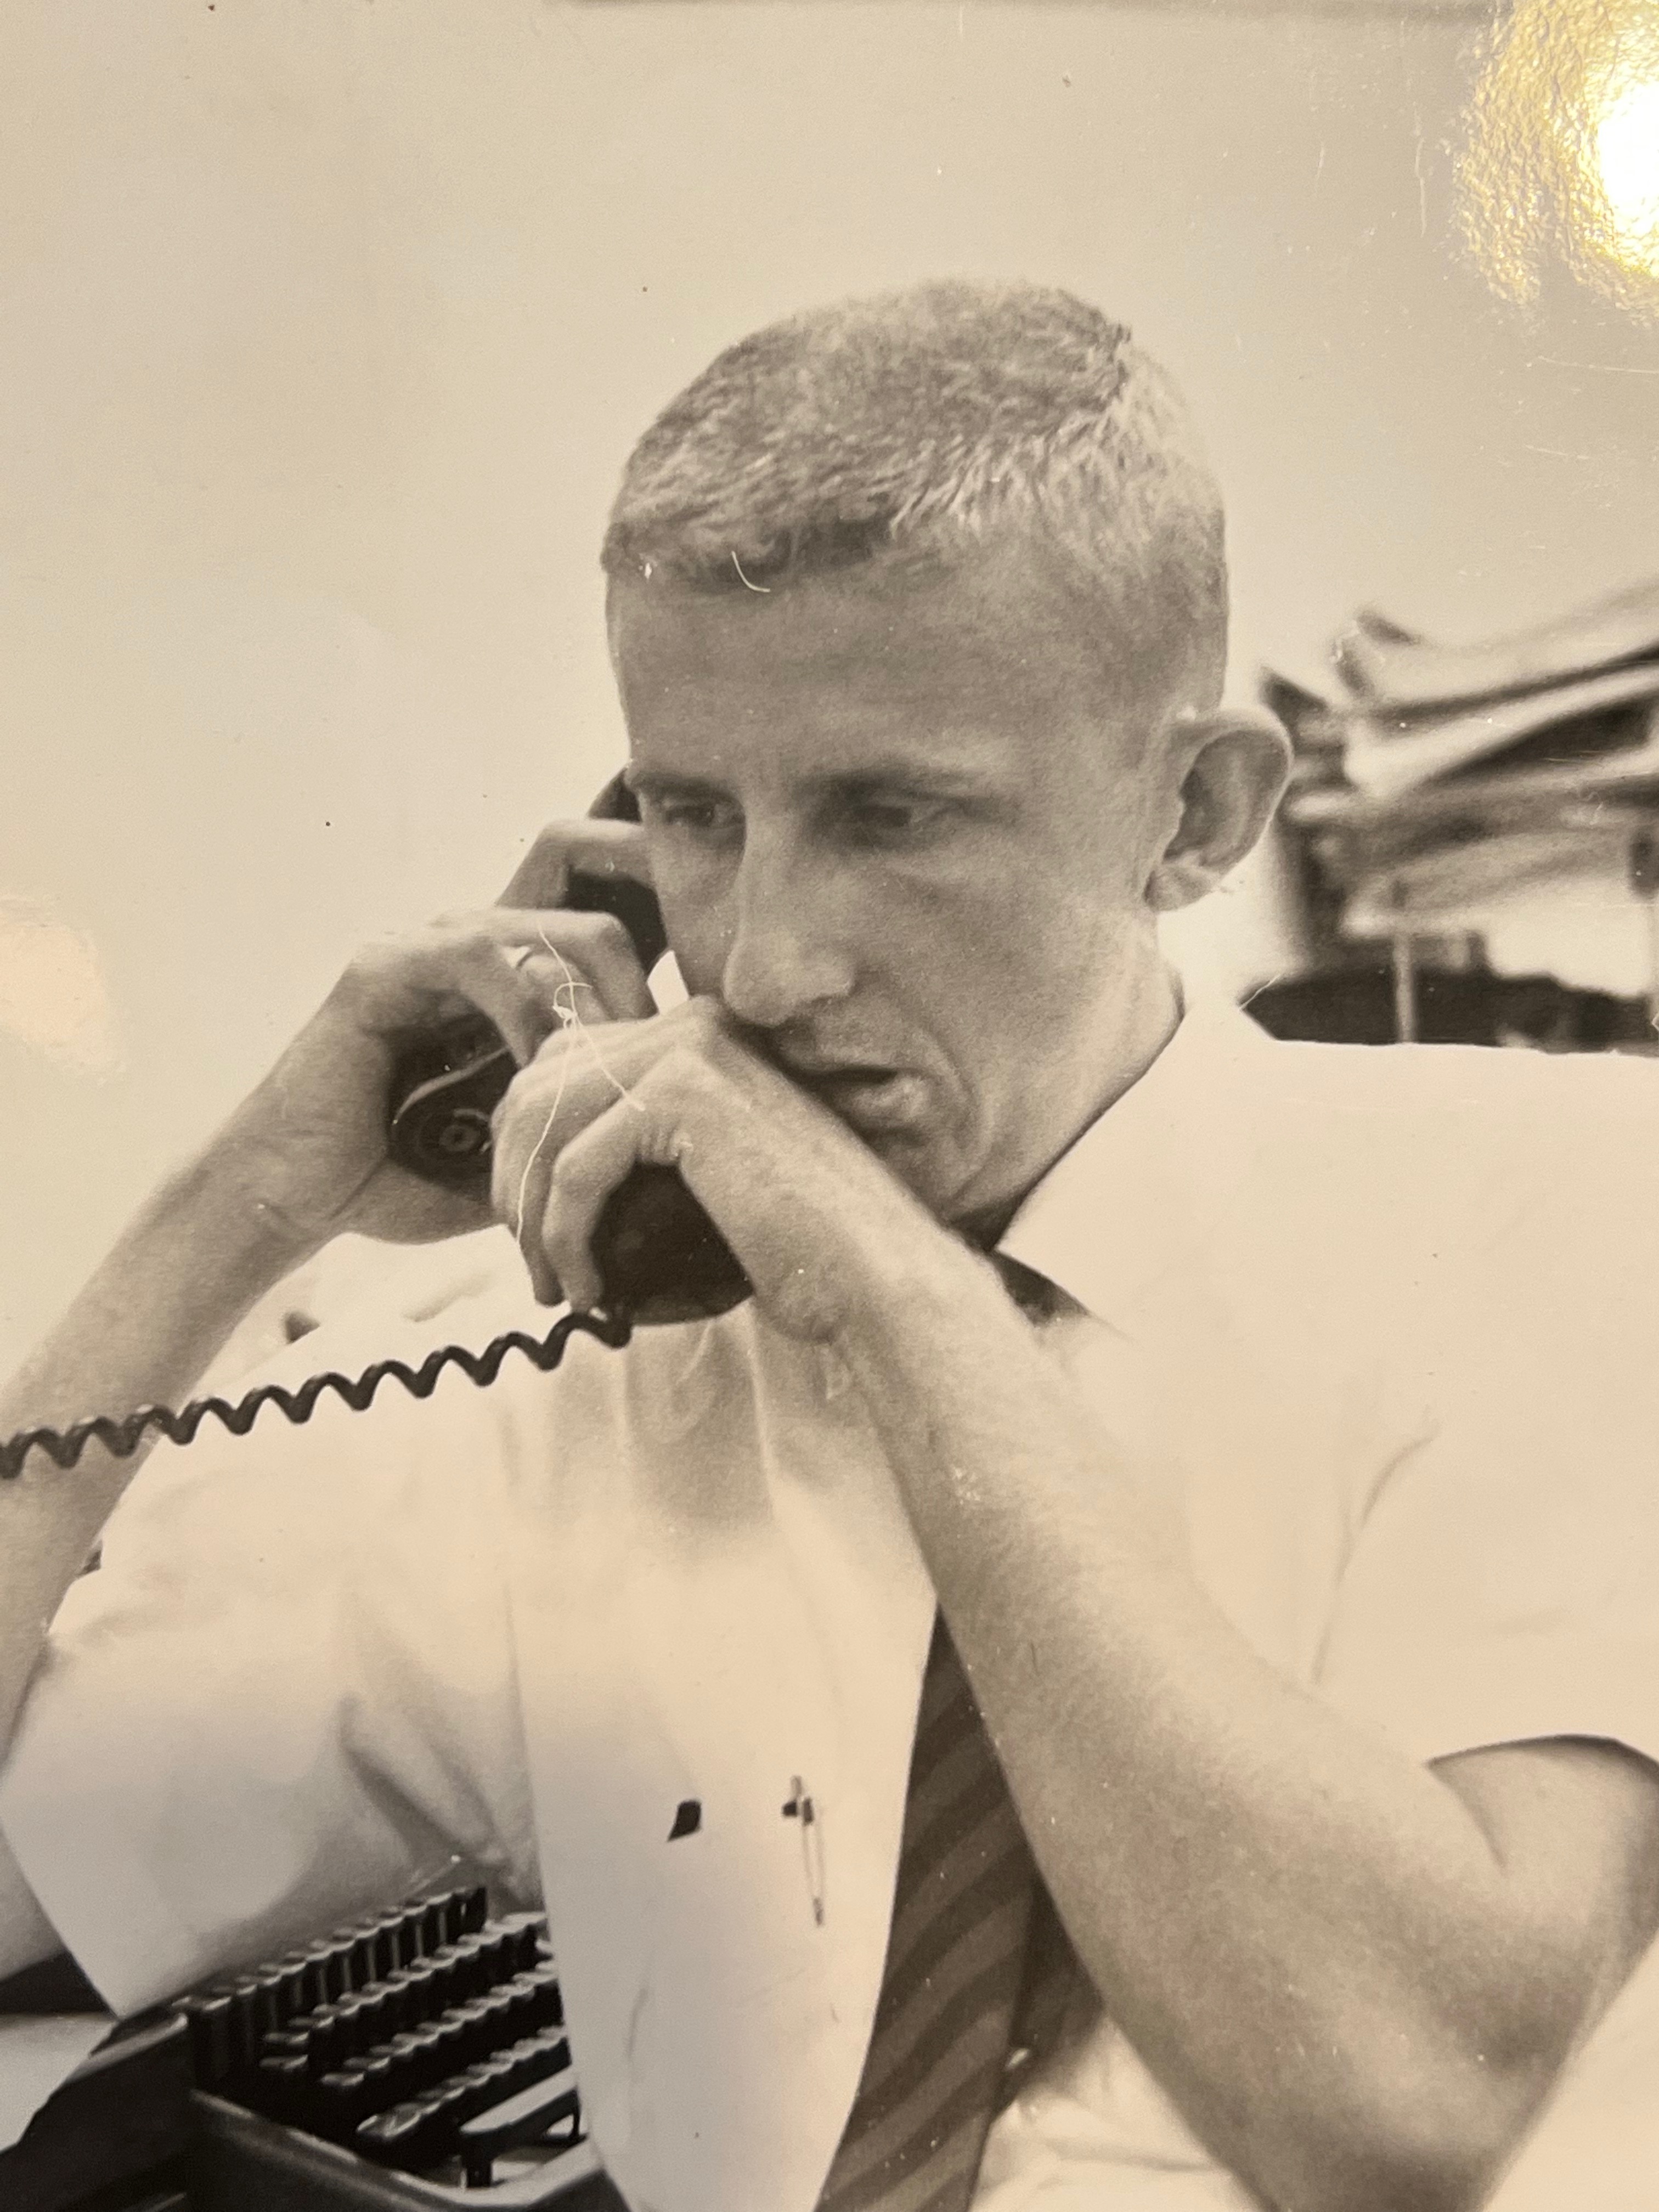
top-left (650, 797), bottom-right (737, 836)
top-left (845, 798), bottom-right (944, 840)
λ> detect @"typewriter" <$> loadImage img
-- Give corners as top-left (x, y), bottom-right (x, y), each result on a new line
top-left (1, 1883), bottom-right (626, 2212)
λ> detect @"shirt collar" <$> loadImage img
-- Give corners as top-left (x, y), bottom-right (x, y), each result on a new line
top-left (995, 987), bottom-right (1273, 1327)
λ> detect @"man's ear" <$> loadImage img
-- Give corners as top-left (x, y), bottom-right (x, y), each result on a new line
top-left (1144, 710), bottom-right (1292, 913)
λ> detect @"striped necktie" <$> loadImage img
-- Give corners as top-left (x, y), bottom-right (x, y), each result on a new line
top-left (813, 1612), bottom-right (1038, 2212)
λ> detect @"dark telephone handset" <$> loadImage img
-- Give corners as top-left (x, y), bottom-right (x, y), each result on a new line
top-left (0, 778), bottom-right (749, 1481)
top-left (386, 774), bottom-right (751, 1329)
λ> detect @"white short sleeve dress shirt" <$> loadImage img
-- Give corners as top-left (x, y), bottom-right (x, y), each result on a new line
top-left (5, 995), bottom-right (1659, 2211)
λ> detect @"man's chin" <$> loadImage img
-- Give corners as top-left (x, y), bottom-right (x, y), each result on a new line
top-left (845, 1126), bottom-right (989, 1235)
top-left (802, 1081), bottom-right (991, 1228)
top-left (870, 1138), bottom-right (1025, 1250)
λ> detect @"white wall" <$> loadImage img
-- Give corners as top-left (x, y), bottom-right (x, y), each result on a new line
top-left (4, 0), bottom-right (1658, 1369)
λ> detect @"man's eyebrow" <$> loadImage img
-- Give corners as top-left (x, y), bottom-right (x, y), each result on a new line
top-left (816, 761), bottom-right (999, 797)
top-left (629, 760), bottom-right (1001, 800)
top-left (627, 769), bottom-right (725, 799)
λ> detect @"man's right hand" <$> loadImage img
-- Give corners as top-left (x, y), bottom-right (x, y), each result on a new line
top-left (212, 822), bottom-right (658, 1255)
top-left (0, 848), bottom-right (640, 1982)
top-left (0, 814), bottom-right (658, 1484)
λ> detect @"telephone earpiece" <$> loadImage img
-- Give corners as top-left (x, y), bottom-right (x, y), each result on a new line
top-left (386, 776), bottom-right (751, 1326)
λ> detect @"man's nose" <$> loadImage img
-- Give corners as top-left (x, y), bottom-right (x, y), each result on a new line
top-left (718, 837), bottom-right (856, 1030)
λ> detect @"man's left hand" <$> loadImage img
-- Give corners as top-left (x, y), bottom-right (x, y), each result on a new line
top-left (488, 996), bottom-right (974, 1341)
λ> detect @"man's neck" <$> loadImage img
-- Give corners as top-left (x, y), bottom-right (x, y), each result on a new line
top-left (959, 955), bottom-right (1184, 1251)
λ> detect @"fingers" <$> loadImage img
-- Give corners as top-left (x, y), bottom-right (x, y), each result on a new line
top-left (426, 935), bottom-right (555, 1067)
top-left (517, 952), bottom-right (607, 1040)
top-left (444, 908), bottom-right (656, 1024)
top-left (504, 1097), bottom-right (564, 1305)
top-left (489, 1048), bottom-right (564, 1296)
top-left (491, 1011), bottom-right (727, 1306)
top-left (494, 909), bottom-right (656, 1023)
top-left (337, 907), bottom-right (654, 1069)
top-left (337, 931), bottom-right (545, 1066)
top-left (488, 1020), bottom-right (654, 1298)
top-left (537, 1100), bottom-right (656, 1312)
top-left (498, 817), bottom-right (654, 910)
top-left (489, 1001), bottom-right (761, 1309)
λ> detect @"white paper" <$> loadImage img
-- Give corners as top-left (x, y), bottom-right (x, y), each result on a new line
top-left (0, 2012), bottom-right (114, 2152)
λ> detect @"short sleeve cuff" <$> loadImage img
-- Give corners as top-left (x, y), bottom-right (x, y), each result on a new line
top-left (0, 1729), bottom-right (200, 2018)
top-left (1320, 1629), bottom-right (1659, 1774)
top-left (0, 1615), bottom-right (438, 2018)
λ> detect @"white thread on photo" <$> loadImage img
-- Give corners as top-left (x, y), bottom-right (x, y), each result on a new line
top-left (512, 927), bottom-right (647, 1249)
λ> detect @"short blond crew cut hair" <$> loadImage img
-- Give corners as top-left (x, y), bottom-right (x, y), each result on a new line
top-left (602, 279), bottom-right (1230, 712)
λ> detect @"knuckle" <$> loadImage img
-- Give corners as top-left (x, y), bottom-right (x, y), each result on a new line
top-left (540, 1205), bottom-right (582, 1274)
top-left (414, 916), bottom-right (488, 966)
top-left (427, 909), bottom-right (500, 946)
top-left (494, 1085), bottom-right (541, 1149)
top-left (354, 928), bottom-right (419, 970)
top-left (510, 1088), bottom-right (557, 1143)
top-left (527, 952), bottom-right (593, 1002)
top-left (672, 998), bottom-right (727, 1055)
top-left (568, 910), bottom-right (631, 960)
top-left (652, 1042), bottom-right (716, 1104)
top-left (337, 941), bottom-right (390, 991)
top-left (548, 1146), bottom-right (584, 1197)
top-left (449, 943), bottom-right (499, 985)
top-left (651, 1042), bottom-right (696, 1090)
top-left (528, 1023), bottom-right (579, 1074)
top-left (511, 826), bottom-right (575, 901)
top-left (334, 936), bottom-right (420, 1007)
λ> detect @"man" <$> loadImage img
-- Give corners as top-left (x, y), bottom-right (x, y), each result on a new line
top-left (2, 280), bottom-right (1659, 2212)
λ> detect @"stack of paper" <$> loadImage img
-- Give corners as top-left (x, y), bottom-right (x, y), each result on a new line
top-left (1268, 579), bottom-right (1659, 959)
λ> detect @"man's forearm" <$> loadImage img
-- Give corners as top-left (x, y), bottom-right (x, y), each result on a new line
top-left (836, 1250), bottom-right (1581, 2212)
top-left (0, 1149), bottom-right (315, 1755)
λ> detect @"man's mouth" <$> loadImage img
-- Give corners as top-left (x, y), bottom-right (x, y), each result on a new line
top-left (777, 1059), bottom-right (931, 1136)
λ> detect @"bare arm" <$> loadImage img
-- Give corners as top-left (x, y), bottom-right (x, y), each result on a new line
top-left (457, 992), bottom-right (1659, 2212)
top-left (834, 1249), bottom-right (1659, 2212)
top-left (0, 838), bottom-right (655, 1974)
top-left (0, 1158), bottom-right (323, 1758)
top-left (0, 1154), bottom-right (317, 1980)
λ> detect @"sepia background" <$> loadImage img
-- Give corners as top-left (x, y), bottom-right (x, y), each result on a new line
top-left (3, 0), bottom-right (1658, 1372)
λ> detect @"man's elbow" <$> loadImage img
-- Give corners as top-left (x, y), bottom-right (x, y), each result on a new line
top-left (1252, 2019), bottom-right (1565, 2212)
top-left (1286, 2100), bottom-right (1523, 2212)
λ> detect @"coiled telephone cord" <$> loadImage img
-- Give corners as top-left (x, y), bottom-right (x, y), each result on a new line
top-left (0, 1308), bottom-right (635, 1481)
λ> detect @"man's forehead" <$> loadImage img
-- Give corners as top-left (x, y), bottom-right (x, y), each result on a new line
top-left (610, 538), bottom-right (1153, 740)
top-left (614, 612), bottom-right (1116, 812)
top-left (612, 544), bottom-right (988, 653)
